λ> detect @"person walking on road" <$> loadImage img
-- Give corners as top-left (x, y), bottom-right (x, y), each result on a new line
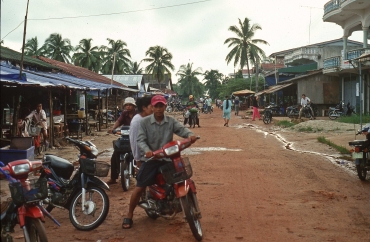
top-left (222, 96), bottom-right (232, 127)
top-left (251, 95), bottom-right (261, 121)
top-left (234, 96), bottom-right (240, 116)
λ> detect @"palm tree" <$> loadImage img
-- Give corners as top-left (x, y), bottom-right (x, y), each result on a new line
top-left (24, 37), bottom-right (44, 56)
top-left (128, 61), bottom-right (143, 74)
top-left (224, 17), bottom-right (269, 79)
top-left (176, 63), bottom-right (203, 97)
top-left (203, 69), bottom-right (223, 99)
top-left (100, 38), bottom-right (131, 75)
top-left (142, 45), bottom-right (175, 89)
top-left (72, 38), bottom-right (102, 72)
top-left (42, 33), bottom-right (74, 63)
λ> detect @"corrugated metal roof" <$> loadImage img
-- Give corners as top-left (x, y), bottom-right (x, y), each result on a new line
top-left (103, 74), bottom-right (143, 87)
top-left (38, 56), bottom-right (125, 87)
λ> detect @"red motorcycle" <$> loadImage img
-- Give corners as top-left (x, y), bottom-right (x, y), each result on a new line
top-left (138, 137), bottom-right (203, 241)
top-left (0, 160), bottom-right (60, 242)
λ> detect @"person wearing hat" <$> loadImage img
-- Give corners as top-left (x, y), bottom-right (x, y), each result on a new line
top-left (107, 97), bottom-right (137, 184)
top-left (184, 94), bottom-right (201, 127)
top-left (122, 94), bottom-right (197, 229)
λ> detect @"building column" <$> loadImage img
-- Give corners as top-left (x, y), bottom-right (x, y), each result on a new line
top-left (363, 26), bottom-right (369, 48)
top-left (343, 35), bottom-right (348, 59)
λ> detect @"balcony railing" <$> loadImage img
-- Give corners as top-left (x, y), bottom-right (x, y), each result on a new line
top-left (347, 48), bottom-right (370, 60)
top-left (324, 0), bottom-right (340, 15)
top-left (284, 47), bottom-right (320, 64)
top-left (323, 56), bottom-right (340, 69)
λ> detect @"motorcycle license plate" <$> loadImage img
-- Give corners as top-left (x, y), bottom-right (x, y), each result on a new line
top-left (352, 152), bottom-right (364, 159)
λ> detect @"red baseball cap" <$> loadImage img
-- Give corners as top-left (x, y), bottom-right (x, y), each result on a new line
top-left (151, 95), bottom-right (167, 106)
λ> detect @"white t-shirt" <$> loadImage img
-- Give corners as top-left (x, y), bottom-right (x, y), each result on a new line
top-left (129, 113), bottom-right (143, 161)
top-left (300, 97), bottom-right (311, 106)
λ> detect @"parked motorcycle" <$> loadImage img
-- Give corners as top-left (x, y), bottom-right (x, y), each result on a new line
top-left (262, 108), bottom-right (272, 124)
top-left (138, 137), bottom-right (203, 241)
top-left (348, 124), bottom-right (370, 181)
top-left (286, 105), bottom-right (300, 118)
top-left (0, 160), bottom-right (60, 242)
top-left (265, 102), bottom-right (285, 116)
top-left (112, 126), bottom-right (138, 191)
top-left (40, 137), bottom-right (110, 231)
top-left (328, 101), bottom-right (356, 120)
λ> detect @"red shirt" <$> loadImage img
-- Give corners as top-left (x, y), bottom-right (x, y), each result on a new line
top-left (116, 110), bottom-right (135, 126)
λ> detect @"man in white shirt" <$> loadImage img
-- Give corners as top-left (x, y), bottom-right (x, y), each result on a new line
top-left (26, 103), bottom-right (49, 147)
top-left (298, 94), bottom-right (315, 119)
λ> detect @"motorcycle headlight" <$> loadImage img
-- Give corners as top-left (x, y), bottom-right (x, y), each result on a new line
top-left (12, 164), bottom-right (30, 174)
top-left (164, 145), bottom-right (179, 156)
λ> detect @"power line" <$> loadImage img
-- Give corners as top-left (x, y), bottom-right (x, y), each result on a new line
top-left (1, 0), bottom-right (212, 41)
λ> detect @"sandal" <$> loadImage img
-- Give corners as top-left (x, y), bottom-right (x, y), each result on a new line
top-left (122, 218), bottom-right (133, 229)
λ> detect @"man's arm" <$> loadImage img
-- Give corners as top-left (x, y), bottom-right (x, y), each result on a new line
top-left (137, 119), bottom-right (151, 156)
top-left (172, 117), bottom-right (194, 138)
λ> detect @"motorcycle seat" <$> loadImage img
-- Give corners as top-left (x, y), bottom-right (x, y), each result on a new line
top-left (349, 140), bottom-right (368, 146)
top-left (44, 155), bottom-right (74, 179)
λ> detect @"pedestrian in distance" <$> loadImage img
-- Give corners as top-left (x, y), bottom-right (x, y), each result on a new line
top-left (234, 96), bottom-right (240, 116)
top-left (222, 95), bottom-right (232, 127)
top-left (251, 95), bottom-right (261, 121)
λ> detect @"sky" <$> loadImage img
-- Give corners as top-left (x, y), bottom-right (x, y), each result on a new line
top-left (0, 0), bottom-right (363, 83)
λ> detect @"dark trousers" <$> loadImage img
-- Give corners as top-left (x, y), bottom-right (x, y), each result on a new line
top-left (110, 150), bottom-right (120, 180)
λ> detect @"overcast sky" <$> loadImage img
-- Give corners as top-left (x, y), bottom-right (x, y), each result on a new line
top-left (1, 0), bottom-right (363, 83)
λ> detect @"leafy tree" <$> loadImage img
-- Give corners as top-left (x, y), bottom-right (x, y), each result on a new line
top-left (24, 37), bottom-right (45, 56)
top-left (224, 17), bottom-right (268, 79)
top-left (128, 61), bottom-right (143, 74)
top-left (142, 45), bottom-right (175, 89)
top-left (203, 69), bottom-right (223, 99)
top-left (100, 38), bottom-right (131, 75)
top-left (43, 33), bottom-right (73, 63)
top-left (217, 76), bottom-right (265, 98)
top-left (72, 38), bottom-right (102, 72)
top-left (176, 63), bottom-right (203, 96)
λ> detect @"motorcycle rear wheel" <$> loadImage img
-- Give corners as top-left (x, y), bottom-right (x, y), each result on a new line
top-left (356, 164), bottom-right (367, 181)
top-left (328, 111), bottom-right (338, 120)
top-left (180, 191), bottom-right (203, 241)
top-left (26, 217), bottom-right (48, 242)
top-left (120, 160), bottom-right (131, 191)
top-left (263, 112), bottom-right (272, 124)
top-left (69, 186), bottom-right (109, 231)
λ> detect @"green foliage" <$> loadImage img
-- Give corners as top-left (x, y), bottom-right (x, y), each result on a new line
top-left (100, 38), bottom-right (131, 75)
top-left (42, 33), bottom-right (73, 63)
top-left (176, 63), bottom-right (204, 99)
top-left (317, 136), bottom-right (351, 154)
top-left (203, 69), bottom-right (223, 99)
top-left (24, 37), bottom-right (45, 57)
top-left (336, 114), bottom-right (370, 124)
top-left (72, 38), bottom-right (102, 72)
top-left (143, 45), bottom-right (174, 87)
top-left (216, 75), bottom-right (265, 98)
top-left (275, 120), bottom-right (295, 128)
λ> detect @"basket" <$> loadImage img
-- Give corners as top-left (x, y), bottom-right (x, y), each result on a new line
top-left (80, 159), bottom-right (111, 177)
top-left (8, 178), bottom-right (47, 206)
top-left (29, 125), bottom-right (41, 137)
top-left (160, 157), bottom-right (193, 184)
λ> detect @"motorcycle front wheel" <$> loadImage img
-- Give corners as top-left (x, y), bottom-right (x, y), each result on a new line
top-left (180, 191), bottom-right (203, 241)
top-left (69, 186), bottom-right (109, 231)
top-left (328, 111), bottom-right (338, 120)
top-left (263, 112), bottom-right (272, 124)
top-left (120, 160), bottom-right (131, 191)
top-left (26, 217), bottom-right (48, 242)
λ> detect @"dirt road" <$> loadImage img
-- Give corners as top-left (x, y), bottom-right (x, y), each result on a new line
top-left (6, 107), bottom-right (370, 241)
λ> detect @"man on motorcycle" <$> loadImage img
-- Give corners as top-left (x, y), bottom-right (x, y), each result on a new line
top-left (25, 103), bottom-right (49, 148)
top-left (183, 95), bottom-right (201, 127)
top-left (122, 95), bottom-right (197, 229)
top-left (298, 94), bottom-right (315, 120)
top-left (107, 97), bottom-right (137, 185)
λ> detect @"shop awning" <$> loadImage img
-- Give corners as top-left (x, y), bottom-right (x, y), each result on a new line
top-left (232, 89), bottom-right (255, 96)
top-left (278, 63), bottom-right (317, 74)
top-left (264, 83), bottom-right (293, 94)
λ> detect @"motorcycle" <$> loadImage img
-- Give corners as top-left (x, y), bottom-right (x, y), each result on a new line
top-left (301, 104), bottom-right (316, 119)
top-left (112, 126), bottom-right (138, 191)
top-left (286, 105), bottom-right (300, 118)
top-left (262, 108), bottom-right (272, 124)
top-left (328, 101), bottom-right (356, 120)
top-left (39, 137), bottom-right (110, 231)
top-left (348, 124), bottom-right (370, 181)
top-left (138, 137), bottom-right (203, 241)
top-left (265, 102), bottom-right (285, 116)
top-left (0, 160), bottom-right (60, 242)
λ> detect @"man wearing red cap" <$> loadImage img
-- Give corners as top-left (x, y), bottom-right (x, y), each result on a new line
top-left (122, 95), bottom-right (197, 229)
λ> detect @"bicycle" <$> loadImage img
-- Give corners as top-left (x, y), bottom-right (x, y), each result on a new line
top-left (26, 119), bottom-right (47, 156)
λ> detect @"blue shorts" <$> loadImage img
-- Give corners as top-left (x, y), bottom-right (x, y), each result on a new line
top-left (136, 160), bottom-right (170, 187)
top-left (223, 111), bottom-right (231, 119)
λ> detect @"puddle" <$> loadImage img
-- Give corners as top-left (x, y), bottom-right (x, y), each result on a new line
top-left (240, 123), bottom-right (357, 176)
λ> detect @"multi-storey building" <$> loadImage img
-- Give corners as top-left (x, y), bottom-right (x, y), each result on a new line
top-left (323, 0), bottom-right (370, 114)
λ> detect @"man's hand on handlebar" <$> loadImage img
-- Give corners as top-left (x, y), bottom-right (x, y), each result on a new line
top-left (190, 135), bottom-right (198, 144)
top-left (145, 151), bottom-right (153, 158)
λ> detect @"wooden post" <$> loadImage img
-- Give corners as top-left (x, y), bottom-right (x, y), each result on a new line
top-left (63, 89), bottom-right (68, 136)
top-left (12, 94), bottom-right (21, 137)
top-left (105, 89), bottom-right (108, 129)
top-left (48, 90), bottom-right (54, 147)
top-left (115, 89), bottom-right (118, 120)
top-left (98, 90), bottom-right (101, 131)
top-left (85, 91), bottom-right (88, 135)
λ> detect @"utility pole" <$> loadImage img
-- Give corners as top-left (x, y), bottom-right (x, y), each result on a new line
top-left (255, 57), bottom-right (259, 92)
top-left (19, 0), bottom-right (30, 79)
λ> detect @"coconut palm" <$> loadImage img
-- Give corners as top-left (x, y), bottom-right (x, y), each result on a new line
top-left (72, 38), bottom-right (102, 72)
top-left (176, 63), bottom-right (203, 97)
top-left (142, 45), bottom-right (175, 89)
top-left (224, 17), bottom-right (268, 79)
top-left (100, 38), bottom-right (131, 75)
top-left (24, 37), bottom-right (45, 56)
top-left (128, 61), bottom-right (143, 74)
top-left (203, 69), bottom-right (223, 99)
top-left (42, 33), bottom-right (74, 63)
